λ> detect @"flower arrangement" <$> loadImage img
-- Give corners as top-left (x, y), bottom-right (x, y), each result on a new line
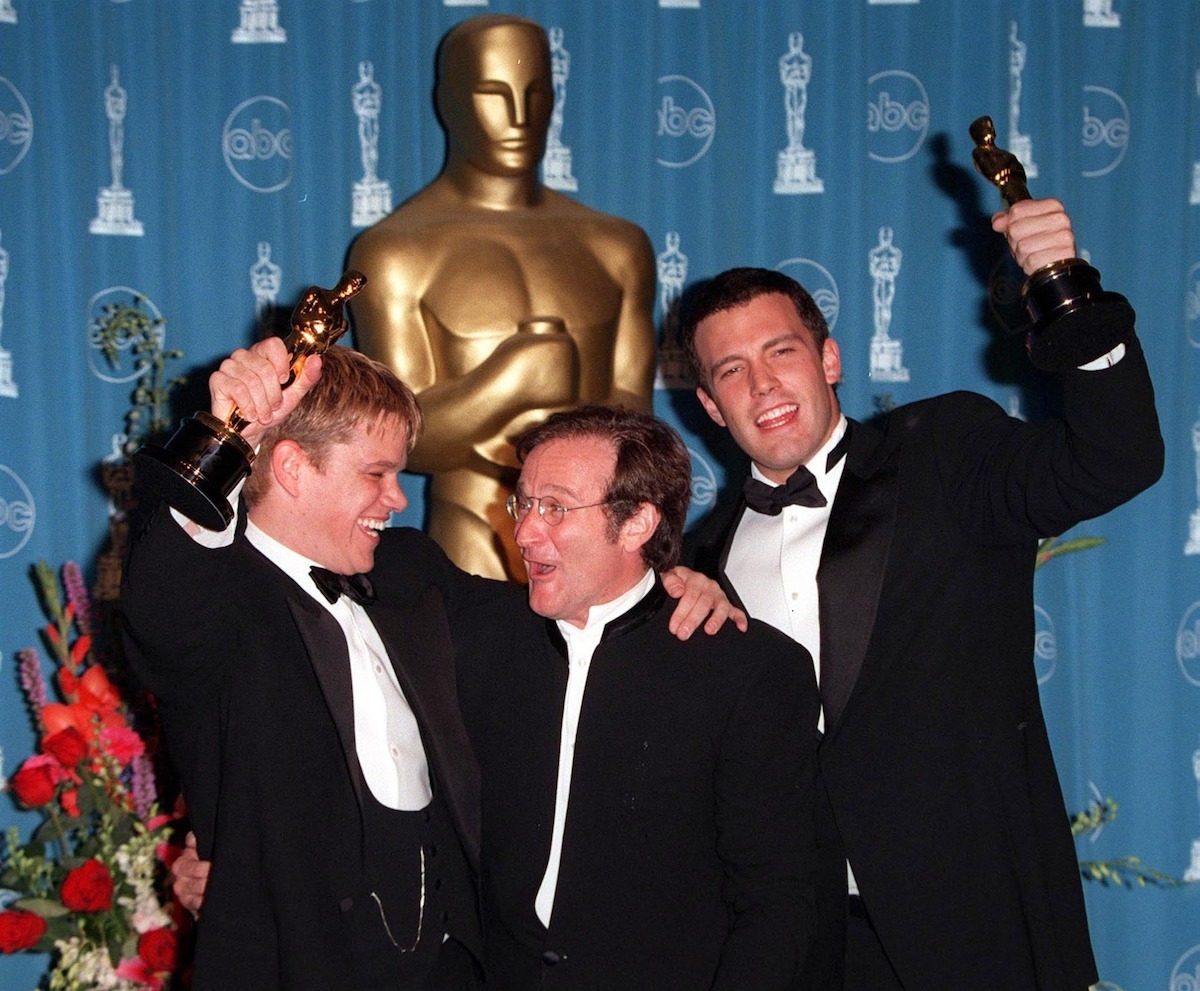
top-left (1, 561), bottom-right (184, 990)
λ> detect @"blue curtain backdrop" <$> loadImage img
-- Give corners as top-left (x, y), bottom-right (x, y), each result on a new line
top-left (2, 1), bottom-right (1198, 987)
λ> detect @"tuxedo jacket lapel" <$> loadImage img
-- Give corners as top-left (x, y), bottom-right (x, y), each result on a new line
top-left (288, 592), bottom-right (367, 806)
top-left (817, 438), bottom-right (898, 734)
top-left (369, 587), bottom-right (482, 870)
top-left (705, 420), bottom-right (899, 736)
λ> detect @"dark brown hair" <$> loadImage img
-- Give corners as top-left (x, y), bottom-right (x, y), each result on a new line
top-left (678, 267), bottom-right (830, 388)
top-left (515, 405), bottom-right (691, 572)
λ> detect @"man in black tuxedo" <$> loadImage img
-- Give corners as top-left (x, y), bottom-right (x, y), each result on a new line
top-left (450, 405), bottom-right (820, 990)
top-left (125, 342), bottom-right (746, 990)
top-left (122, 343), bottom-right (486, 990)
top-left (682, 197), bottom-right (1164, 991)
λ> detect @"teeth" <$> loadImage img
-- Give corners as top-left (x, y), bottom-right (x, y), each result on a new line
top-left (756, 404), bottom-right (797, 427)
top-left (358, 517), bottom-right (386, 531)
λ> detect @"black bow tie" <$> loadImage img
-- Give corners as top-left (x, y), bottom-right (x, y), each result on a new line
top-left (310, 566), bottom-right (376, 606)
top-left (742, 429), bottom-right (851, 517)
top-left (743, 466), bottom-right (825, 515)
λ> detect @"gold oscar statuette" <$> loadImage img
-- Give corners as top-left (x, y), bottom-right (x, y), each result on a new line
top-left (969, 115), bottom-right (1118, 333)
top-left (134, 271), bottom-right (367, 530)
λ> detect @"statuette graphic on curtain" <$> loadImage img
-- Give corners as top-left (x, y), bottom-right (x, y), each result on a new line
top-left (250, 242), bottom-right (282, 334)
top-left (1007, 22), bottom-right (1039, 179)
top-left (232, 0), bottom-right (286, 44)
top-left (655, 231), bottom-right (690, 390)
top-left (774, 32), bottom-right (824, 195)
top-left (542, 27), bottom-right (578, 192)
top-left (0, 227), bottom-right (15, 398)
top-left (352, 61), bottom-right (393, 229)
top-left (90, 66), bottom-right (143, 238)
top-left (869, 227), bottom-right (910, 383)
top-left (1083, 0), bottom-right (1121, 28)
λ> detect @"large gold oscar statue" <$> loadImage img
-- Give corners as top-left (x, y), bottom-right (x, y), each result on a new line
top-left (348, 14), bottom-right (656, 580)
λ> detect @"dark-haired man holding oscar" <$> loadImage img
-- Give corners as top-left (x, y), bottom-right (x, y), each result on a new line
top-left (683, 194), bottom-right (1163, 991)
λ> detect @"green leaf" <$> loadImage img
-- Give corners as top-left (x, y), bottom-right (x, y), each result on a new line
top-left (14, 896), bottom-right (71, 918)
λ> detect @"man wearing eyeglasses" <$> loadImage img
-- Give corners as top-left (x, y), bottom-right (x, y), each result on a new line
top-left (448, 404), bottom-right (822, 990)
top-left (124, 342), bottom-right (747, 991)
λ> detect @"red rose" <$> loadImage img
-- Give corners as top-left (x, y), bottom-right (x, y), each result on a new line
top-left (43, 727), bottom-right (88, 768)
top-left (60, 859), bottom-right (114, 912)
top-left (9, 755), bottom-right (68, 808)
top-left (137, 926), bottom-right (178, 972)
top-left (0, 909), bottom-right (47, 953)
top-left (60, 787), bottom-right (80, 818)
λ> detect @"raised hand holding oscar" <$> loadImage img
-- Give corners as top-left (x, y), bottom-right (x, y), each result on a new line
top-left (134, 271), bottom-right (366, 530)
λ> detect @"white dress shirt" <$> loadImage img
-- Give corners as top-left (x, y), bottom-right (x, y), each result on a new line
top-left (534, 568), bottom-right (657, 927)
top-left (725, 415), bottom-right (847, 734)
top-left (174, 496), bottom-right (432, 810)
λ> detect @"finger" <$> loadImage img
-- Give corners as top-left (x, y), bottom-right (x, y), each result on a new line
top-left (210, 348), bottom-right (284, 424)
top-left (660, 568), bottom-right (685, 599)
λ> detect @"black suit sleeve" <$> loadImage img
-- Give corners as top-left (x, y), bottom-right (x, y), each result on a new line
top-left (934, 333), bottom-right (1162, 543)
top-left (121, 500), bottom-right (245, 698)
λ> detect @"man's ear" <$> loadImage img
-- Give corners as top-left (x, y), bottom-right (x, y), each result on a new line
top-left (270, 440), bottom-right (308, 499)
top-left (696, 386), bottom-right (727, 428)
top-left (822, 337), bottom-right (842, 386)
top-left (618, 502), bottom-right (661, 554)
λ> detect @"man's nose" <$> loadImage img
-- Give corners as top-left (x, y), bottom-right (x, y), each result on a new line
top-left (748, 363), bottom-right (777, 395)
top-left (384, 475), bottom-right (408, 513)
top-left (513, 507), bottom-right (546, 546)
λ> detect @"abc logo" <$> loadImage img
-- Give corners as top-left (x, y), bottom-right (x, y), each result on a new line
top-left (866, 70), bottom-right (929, 164)
top-left (777, 258), bottom-right (840, 334)
top-left (1080, 85), bottom-right (1129, 179)
top-left (1175, 601), bottom-right (1200, 687)
top-left (0, 77), bottom-right (33, 176)
top-left (222, 95), bottom-right (293, 193)
top-left (656, 75), bottom-right (715, 168)
top-left (0, 464), bottom-right (35, 560)
top-left (1170, 943), bottom-right (1200, 991)
top-left (687, 447), bottom-right (718, 524)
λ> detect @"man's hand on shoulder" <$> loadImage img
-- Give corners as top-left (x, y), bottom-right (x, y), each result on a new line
top-left (661, 566), bottom-right (749, 640)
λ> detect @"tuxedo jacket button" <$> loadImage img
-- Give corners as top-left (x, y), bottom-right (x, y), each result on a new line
top-left (542, 950), bottom-right (562, 966)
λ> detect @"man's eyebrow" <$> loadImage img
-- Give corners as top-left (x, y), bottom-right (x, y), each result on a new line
top-left (517, 480), bottom-right (583, 500)
top-left (708, 332), bottom-right (807, 374)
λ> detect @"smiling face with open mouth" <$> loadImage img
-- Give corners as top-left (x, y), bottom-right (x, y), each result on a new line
top-left (513, 434), bottom-right (651, 629)
top-left (693, 292), bottom-right (842, 485)
top-left (284, 414), bottom-right (410, 577)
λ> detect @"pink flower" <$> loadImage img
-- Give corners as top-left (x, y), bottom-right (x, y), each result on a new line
top-left (116, 954), bottom-right (164, 990)
top-left (101, 725), bottom-right (146, 767)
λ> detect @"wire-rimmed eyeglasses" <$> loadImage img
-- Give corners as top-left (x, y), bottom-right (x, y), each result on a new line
top-left (506, 492), bottom-right (608, 527)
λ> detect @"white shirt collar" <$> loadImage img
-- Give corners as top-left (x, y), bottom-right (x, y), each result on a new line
top-left (556, 568), bottom-right (656, 644)
top-left (244, 519), bottom-right (334, 610)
